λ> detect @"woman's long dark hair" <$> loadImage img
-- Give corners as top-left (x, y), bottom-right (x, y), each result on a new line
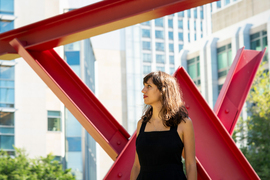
top-left (141, 71), bottom-right (188, 127)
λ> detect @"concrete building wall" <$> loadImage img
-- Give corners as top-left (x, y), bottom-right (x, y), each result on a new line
top-left (14, 0), bottom-right (64, 158)
top-left (91, 29), bottom-right (126, 179)
top-left (212, 0), bottom-right (270, 32)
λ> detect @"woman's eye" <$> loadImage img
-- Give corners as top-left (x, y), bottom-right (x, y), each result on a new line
top-left (148, 85), bottom-right (151, 87)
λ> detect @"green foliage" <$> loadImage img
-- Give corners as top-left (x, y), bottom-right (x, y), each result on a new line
top-left (0, 147), bottom-right (75, 180)
top-left (233, 63), bottom-right (270, 180)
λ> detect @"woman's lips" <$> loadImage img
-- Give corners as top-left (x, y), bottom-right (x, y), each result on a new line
top-left (143, 95), bottom-right (148, 99)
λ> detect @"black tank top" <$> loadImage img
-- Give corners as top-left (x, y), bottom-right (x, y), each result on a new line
top-left (136, 119), bottom-right (187, 180)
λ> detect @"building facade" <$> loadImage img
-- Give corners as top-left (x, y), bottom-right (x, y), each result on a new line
top-left (180, 0), bottom-right (269, 148)
top-left (0, 0), bottom-right (99, 179)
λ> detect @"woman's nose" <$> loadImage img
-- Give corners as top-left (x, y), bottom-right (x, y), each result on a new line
top-left (141, 87), bottom-right (146, 93)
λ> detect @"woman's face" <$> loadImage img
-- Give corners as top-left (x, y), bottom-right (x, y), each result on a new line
top-left (141, 78), bottom-right (162, 106)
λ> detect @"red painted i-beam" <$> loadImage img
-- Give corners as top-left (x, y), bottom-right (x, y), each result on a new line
top-left (0, 0), bottom-right (217, 60)
top-left (9, 38), bottom-right (129, 160)
top-left (214, 47), bottom-right (267, 135)
top-left (173, 66), bottom-right (260, 180)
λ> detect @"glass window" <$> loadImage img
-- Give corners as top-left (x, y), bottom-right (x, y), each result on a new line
top-left (250, 31), bottom-right (268, 62)
top-left (178, 20), bottom-right (183, 29)
top-left (0, 66), bottom-right (14, 108)
top-left (178, 11), bottom-right (184, 17)
top-left (169, 44), bottom-right (174, 52)
top-left (194, 21), bottom-right (196, 30)
top-left (48, 111), bottom-right (61, 117)
top-left (0, 66), bottom-right (14, 80)
top-left (155, 18), bottom-right (163, 27)
top-left (142, 29), bottom-right (150, 38)
top-left (217, 44), bottom-right (232, 78)
top-left (0, 0), bottom-right (14, 15)
top-left (141, 21), bottom-right (150, 26)
top-left (170, 67), bottom-right (175, 75)
top-left (65, 51), bottom-right (80, 65)
top-left (217, 1), bottom-right (221, 8)
top-left (228, 49), bottom-right (233, 65)
top-left (200, 21), bottom-right (203, 31)
top-left (188, 33), bottom-right (190, 42)
top-left (0, 112), bottom-right (14, 126)
top-left (200, 9), bottom-right (204, 19)
top-left (194, 9), bottom-right (197, 18)
top-left (187, 9), bottom-right (191, 18)
top-left (217, 52), bottom-right (227, 69)
top-left (168, 19), bottom-right (173, 28)
top-left (250, 32), bottom-right (262, 51)
top-left (67, 137), bottom-right (81, 151)
top-left (156, 55), bottom-right (165, 64)
top-left (65, 41), bottom-right (80, 51)
top-left (0, 20), bottom-right (14, 33)
top-left (194, 34), bottom-right (197, 41)
top-left (188, 64), bottom-right (196, 79)
top-left (262, 36), bottom-right (267, 50)
top-left (169, 56), bottom-right (174, 65)
top-left (179, 44), bottom-right (183, 52)
top-left (143, 65), bottom-right (151, 74)
top-left (0, 127), bottom-right (14, 134)
top-left (156, 42), bottom-right (164, 51)
top-left (0, 112), bottom-right (14, 152)
top-left (218, 84), bottom-right (223, 94)
top-left (156, 66), bottom-right (165, 72)
top-left (178, 32), bottom-right (183, 41)
top-left (187, 21), bottom-right (190, 30)
top-left (225, 0), bottom-right (230, 6)
top-left (155, 30), bottom-right (164, 39)
top-left (0, 135), bottom-right (14, 149)
top-left (48, 111), bottom-right (61, 131)
top-left (168, 31), bottom-right (173, 40)
top-left (142, 41), bottom-right (151, 50)
top-left (143, 53), bottom-right (151, 62)
top-left (187, 56), bottom-right (200, 85)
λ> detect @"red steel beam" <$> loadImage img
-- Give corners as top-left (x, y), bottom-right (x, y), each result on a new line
top-left (105, 48), bottom-right (265, 179)
top-left (10, 38), bottom-right (129, 160)
top-left (214, 47), bottom-right (267, 135)
top-left (0, 0), bottom-right (217, 60)
top-left (174, 67), bottom-right (260, 179)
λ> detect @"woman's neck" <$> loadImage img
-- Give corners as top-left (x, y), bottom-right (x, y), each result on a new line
top-left (151, 102), bottom-right (162, 122)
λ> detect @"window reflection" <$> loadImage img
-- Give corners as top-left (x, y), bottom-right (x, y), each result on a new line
top-left (0, 66), bottom-right (14, 108)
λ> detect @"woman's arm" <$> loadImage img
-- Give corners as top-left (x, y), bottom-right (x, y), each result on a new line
top-left (182, 118), bottom-right (197, 180)
top-left (130, 119), bottom-right (142, 180)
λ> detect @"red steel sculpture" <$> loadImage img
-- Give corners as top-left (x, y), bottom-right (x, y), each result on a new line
top-left (0, 0), bottom-right (265, 179)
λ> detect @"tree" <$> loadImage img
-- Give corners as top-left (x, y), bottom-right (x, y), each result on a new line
top-left (233, 63), bottom-right (270, 179)
top-left (0, 147), bottom-right (75, 180)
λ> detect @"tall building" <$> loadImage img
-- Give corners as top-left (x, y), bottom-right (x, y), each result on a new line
top-left (64, 40), bottom-right (97, 179)
top-left (125, 4), bottom-right (213, 134)
top-left (180, 0), bottom-right (269, 148)
top-left (0, 0), bottom-right (16, 156)
top-left (180, 0), bottom-right (269, 108)
top-left (0, 0), bottom-right (99, 179)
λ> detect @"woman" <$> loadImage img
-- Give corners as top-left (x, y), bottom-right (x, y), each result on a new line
top-left (130, 71), bottom-right (197, 180)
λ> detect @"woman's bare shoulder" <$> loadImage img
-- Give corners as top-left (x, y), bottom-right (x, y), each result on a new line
top-left (181, 117), bottom-right (194, 132)
top-left (177, 117), bottom-right (193, 131)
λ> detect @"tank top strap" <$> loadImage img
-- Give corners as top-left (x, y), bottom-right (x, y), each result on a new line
top-left (170, 125), bottom-right (178, 132)
top-left (140, 120), bottom-right (147, 134)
